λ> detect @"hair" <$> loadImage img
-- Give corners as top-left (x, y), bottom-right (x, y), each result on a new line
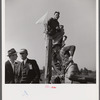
top-left (8, 55), bottom-right (12, 57)
top-left (54, 11), bottom-right (60, 15)
top-left (21, 49), bottom-right (28, 55)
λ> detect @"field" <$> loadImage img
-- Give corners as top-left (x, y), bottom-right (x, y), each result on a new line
top-left (39, 69), bottom-right (96, 84)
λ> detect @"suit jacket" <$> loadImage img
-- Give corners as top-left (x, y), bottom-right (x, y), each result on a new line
top-left (47, 18), bottom-right (60, 36)
top-left (5, 60), bottom-right (14, 83)
top-left (5, 60), bottom-right (21, 84)
top-left (20, 58), bottom-right (40, 83)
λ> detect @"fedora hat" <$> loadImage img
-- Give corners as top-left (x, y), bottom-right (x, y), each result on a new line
top-left (7, 48), bottom-right (17, 56)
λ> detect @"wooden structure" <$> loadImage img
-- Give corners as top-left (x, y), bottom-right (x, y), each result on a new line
top-left (44, 36), bottom-right (52, 83)
top-left (44, 26), bottom-right (65, 83)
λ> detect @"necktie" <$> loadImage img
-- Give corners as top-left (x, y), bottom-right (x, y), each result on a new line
top-left (14, 62), bottom-right (18, 75)
top-left (22, 61), bottom-right (24, 67)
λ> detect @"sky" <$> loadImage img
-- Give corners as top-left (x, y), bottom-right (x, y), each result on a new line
top-left (5, 0), bottom-right (96, 70)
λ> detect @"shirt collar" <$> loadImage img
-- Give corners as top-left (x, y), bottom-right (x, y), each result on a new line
top-left (23, 58), bottom-right (27, 65)
top-left (9, 59), bottom-right (16, 64)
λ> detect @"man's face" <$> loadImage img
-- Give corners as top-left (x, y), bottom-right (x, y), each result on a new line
top-left (64, 54), bottom-right (69, 61)
top-left (10, 54), bottom-right (18, 61)
top-left (53, 45), bottom-right (61, 53)
top-left (54, 13), bottom-right (60, 20)
top-left (20, 52), bottom-right (27, 60)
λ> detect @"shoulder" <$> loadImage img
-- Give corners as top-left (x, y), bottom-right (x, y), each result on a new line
top-left (27, 59), bottom-right (39, 68)
top-left (70, 63), bottom-right (79, 70)
top-left (16, 60), bottom-right (21, 65)
top-left (48, 17), bottom-right (54, 22)
top-left (17, 60), bottom-right (21, 63)
top-left (27, 58), bottom-right (37, 63)
top-left (5, 60), bottom-right (11, 69)
top-left (5, 60), bottom-right (10, 65)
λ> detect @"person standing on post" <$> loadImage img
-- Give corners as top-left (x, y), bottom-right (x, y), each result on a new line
top-left (47, 11), bottom-right (60, 36)
top-left (19, 49), bottom-right (40, 83)
top-left (5, 48), bottom-right (21, 83)
top-left (46, 11), bottom-right (66, 46)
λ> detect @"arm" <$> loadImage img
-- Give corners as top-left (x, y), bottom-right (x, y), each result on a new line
top-left (60, 45), bottom-right (76, 62)
top-left (17, 61), bottom-right (22, 83)
top-left (69, 45), bottom-right (76, 57)
top-left (52, 61), bottom-right (63, 75)
top-left (31, 60), bottom-right (40, 83)
top-left (47, 18), bottom-right (52, 31)
top-left (5, 63), bottom-right (9, 83)
top-left (5, 62), bottom-right (11, 83)
top-left (62, 45), bottom-right (76, 56)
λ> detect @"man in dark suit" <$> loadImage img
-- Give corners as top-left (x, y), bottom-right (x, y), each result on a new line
top-left (5, 48), bottom-right (21, 83)
top-left (46, 11), bottom-right (65, 45)
top-left (19, 49), bottom-right (40, 83)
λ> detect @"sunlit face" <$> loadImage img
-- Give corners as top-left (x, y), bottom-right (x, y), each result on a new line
top-left (20, 52), bottom-right (27, 60)
top-left (10, 54), bottom-right (18, 61)
top-left (54, 13), bottom-right (60, 20)
top-left (64, 54), bottom-right (69, 61)
top-left (53, 45), bottom-right (61, 53)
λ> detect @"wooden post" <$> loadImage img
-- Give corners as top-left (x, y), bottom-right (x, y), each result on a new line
top-left (44, 35), bottom-right (52, 83)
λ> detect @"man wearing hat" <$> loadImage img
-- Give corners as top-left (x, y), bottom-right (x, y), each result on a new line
top-left (19, 49), bottom-right (40, 83)
top-left (5, 48), bottom-right (21, 83)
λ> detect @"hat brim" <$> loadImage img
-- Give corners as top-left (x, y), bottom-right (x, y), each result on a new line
top-left (7, 52), bottom-right (17, 56)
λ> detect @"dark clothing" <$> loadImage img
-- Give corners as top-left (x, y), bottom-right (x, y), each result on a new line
top-left (47, 18), bottom-right (60, 36)
top-left (5, 60), bottom-right (21, 84)
top-left (46, 17), bottom-right (65, 46)
top-left (20, 59), bottom-right (40, 83)
top-left (5, 60), bottom-right (14, 83)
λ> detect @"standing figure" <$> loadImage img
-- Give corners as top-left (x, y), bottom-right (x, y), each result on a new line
top-left (60, 45), bottom-right (79, 83)
top-left (47, 11), bottom-right (60, 36)
top-left (19, 49), bottom-right (40, 83)
top-left (46, 11), bottom-right (65, 44)
top-left (5, 48), bottom-right (21, 83)
top-left (51, 44), bottom-right (64, 83)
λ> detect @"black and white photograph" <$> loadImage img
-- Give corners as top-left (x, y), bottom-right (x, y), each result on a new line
top-left (5, 0), bottom-right (97, 84)
top-left (2, 0), bottom-right (99, 100)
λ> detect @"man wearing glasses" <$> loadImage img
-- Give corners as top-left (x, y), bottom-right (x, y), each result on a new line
top-left (19, 49), bottom-right (40, 83)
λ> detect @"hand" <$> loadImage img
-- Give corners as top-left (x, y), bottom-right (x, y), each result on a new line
top-left (56, 26), bottom-right (60, 31)
top-left (56, 26), bottom-right (59, 29)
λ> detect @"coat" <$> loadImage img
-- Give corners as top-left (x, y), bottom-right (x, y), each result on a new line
top-left (5, 60), bottom-right (21, 83)
top-left (20, 58), bottom-right (40, 83)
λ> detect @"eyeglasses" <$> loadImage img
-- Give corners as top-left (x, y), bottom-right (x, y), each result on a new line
top-left (20, 53), bottom-right (26, 54)
top-left (11, 54), bottom-right (17, 57)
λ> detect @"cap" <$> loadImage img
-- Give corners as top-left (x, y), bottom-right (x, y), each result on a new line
top-left (7, 48), bottom-right (17, 56)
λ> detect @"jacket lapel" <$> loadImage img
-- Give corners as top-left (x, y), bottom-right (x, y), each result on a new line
top-left (8, 60), bottom-right (14, 74)
top-left (25, 59), bottom-right (33, 70)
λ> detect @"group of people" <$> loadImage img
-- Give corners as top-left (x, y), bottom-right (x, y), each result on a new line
top-left (5, 48), bottom-right (40, 84)
top-left (5, 11), bottom-right (79, 84)
top-left (45, 11), bottom-right (79, 83)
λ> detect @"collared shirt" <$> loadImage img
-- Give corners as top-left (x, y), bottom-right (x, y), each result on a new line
top-left (23, 58), bottom-right (27, 65)
top-left (9, 60), bottom-right (17, 72)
